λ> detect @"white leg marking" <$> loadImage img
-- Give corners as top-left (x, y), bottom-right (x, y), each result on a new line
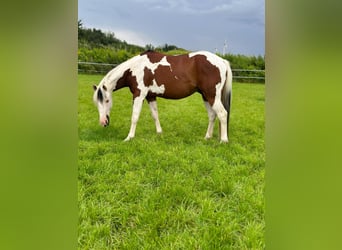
top-left (204, 101), bottom-right (216, 139)
top-left (124, 96), bottom-right (144, 141)
top-left (149, 101), bottom-right (162, 134)
top-left (211, 84), bottom-right (228, 143)
top-left (212, 100), bottom-right (228, 142)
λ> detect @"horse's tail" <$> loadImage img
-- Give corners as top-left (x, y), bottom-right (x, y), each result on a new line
top-left (221, 60), bottom-right (233, 137)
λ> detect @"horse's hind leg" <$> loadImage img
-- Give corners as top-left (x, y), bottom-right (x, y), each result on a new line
top-left (204, 101), bottom-right (216, 139)
top-left (148, 100), bottom-right (162, 134)
top-left (211, 101), bottom-right (228, 143)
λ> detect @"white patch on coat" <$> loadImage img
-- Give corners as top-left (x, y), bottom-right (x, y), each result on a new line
top-left (127, 54), bottom-right (170, 96)
top-left (158, 56), bottom-right (171, 72)
top-left (150, 79), bottom-right (165, 94)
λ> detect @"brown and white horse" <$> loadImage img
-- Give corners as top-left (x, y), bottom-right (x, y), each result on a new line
top-left (93, 50), bottom-right (232, 142)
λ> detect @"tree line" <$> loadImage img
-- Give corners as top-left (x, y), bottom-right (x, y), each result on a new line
top-left (78, 21), bottom-right (264, 82)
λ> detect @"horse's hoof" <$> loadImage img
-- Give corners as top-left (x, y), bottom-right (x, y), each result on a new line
top-left (124, 136), bottom-right (133, 142)
top-left (205, 136), bottom-right (212, 140)
top-left (220, 139), bottom-right (229, 143)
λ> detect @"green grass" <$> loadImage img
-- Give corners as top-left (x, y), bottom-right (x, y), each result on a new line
top-left (78, 74), bottom-right (265, 249)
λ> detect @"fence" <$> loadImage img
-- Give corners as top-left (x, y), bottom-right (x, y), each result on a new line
top-left (78, 61), bottom-right (265, 83)
top-left (231, 69), bottom-right (265, 83)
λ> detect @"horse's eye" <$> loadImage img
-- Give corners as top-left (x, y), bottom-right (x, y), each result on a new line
top-left (105, 99), bottom-right (109, 103)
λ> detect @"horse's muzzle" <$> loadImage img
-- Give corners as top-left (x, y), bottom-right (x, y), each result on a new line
top-left (100, 115), bottom-right (110, 127)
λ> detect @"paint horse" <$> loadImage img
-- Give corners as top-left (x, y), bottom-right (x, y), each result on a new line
top-left (93, 50), bottom-right (232, 142)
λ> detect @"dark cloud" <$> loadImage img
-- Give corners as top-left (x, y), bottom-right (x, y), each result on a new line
top-left (79, 0), bottom-right (264, 55)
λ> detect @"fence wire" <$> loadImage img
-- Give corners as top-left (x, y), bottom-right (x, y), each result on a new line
top-left (78, 61), bottom-right (265, 82)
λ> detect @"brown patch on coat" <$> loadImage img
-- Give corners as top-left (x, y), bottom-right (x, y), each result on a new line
top-left (141, 50), bottom-right (164, 63)
top-left (154, 63), bottom-right (197, 99)
top-left (191, 54), bottom-right (221, 105)
top-left (116, 69), bottom-right (141, 98)
top-left (143, 67), bottom-right (154, 86)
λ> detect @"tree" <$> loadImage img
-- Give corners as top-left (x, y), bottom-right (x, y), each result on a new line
top-left (78, 20), bottom-right (83, 30)
top-left (145, 44), bottom-right (155, 51)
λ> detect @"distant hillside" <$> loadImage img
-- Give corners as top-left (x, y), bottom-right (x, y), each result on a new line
top-left (78, 20), bottom-right (186, 54)
top-left (78, 20), bottom-right (264, 82)
top-left (78, 20), bottom-right (188, 73)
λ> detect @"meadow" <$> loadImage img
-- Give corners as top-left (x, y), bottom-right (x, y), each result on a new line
top-left (78, 74), bottom-right (265, 249)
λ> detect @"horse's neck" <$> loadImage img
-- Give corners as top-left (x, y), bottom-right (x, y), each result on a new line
top-left (102, 58), bottom-right (136, 91)
top-left (101, 66), bottom-right (127, 91)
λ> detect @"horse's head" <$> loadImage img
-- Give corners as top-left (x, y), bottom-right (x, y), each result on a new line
top-left (92, 84), bottom-right (112, 127)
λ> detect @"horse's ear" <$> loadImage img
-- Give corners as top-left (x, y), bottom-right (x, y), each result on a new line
top-left (92, 85), bottom-right (97, 91)
top-left (102, 85), bottom-right (107, 91)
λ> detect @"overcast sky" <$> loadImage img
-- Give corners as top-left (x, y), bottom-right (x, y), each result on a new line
top-left (79, 0), bottom-right (264, 56)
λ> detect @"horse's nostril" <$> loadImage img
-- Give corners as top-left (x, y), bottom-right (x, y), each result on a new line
top-left (106, 115), bottom-right (110, 125)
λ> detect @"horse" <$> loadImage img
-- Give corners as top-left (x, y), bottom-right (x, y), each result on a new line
top-left (92, 50), bottom-right (232, 142)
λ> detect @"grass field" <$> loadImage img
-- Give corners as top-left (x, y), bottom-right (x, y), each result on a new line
top-left (78, 74), bottom-right (265, 249)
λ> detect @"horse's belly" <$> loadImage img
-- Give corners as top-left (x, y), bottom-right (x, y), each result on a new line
top-left (159, 83), bottom-right (197, 99)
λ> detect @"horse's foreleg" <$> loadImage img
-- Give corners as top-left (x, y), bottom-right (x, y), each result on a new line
top-left (124, 96), bottom-right (144, 141)
top-left (148, 100), bottom-right (162, 134)
top-left (204, 101), bottom-right (216, 139)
